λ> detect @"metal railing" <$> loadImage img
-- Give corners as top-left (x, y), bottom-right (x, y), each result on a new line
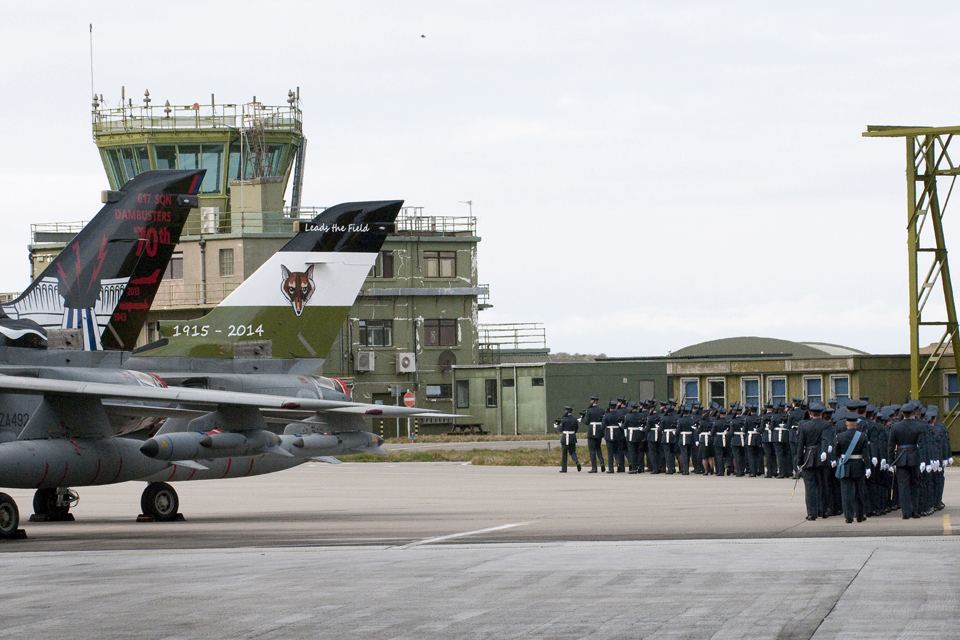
top-left (396, 208), bottom-right (476, 235)
top-left (92, 101), bottom-right (302, 137)
top-left (478, 323), bottom-right (547, 350)
top-left (151, 282), bottom-right (239, 308)
top-left (32, 222), bottom-right (87, 245)
top-left (182, 210), bottom-right (316, 237)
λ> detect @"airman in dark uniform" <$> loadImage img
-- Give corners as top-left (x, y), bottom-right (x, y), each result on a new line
top-left (744, 405), bottom-right (763, 477)
top-left (835, 412), bottom-right (868, 522)
top-left (645, 403), bottom-right (663, 473)
top-left (623, 402), bottom-right (645, 473)
top-left (582, 396), bottom-right (605, 473)
top-left (730, 405), bottom-right (747, 476)
top-left (888, 400), bottom-right (925, 519)
top-left (661, 403), bottom-right (679, 474)
top-left (797, 401), bottom-right (830, 520)
top-left (554, 406), bottom-right (581, 473)
top-left (677, 407), bottom-right (696, 475)
top-left (603, 400), bottom-right (625, 473)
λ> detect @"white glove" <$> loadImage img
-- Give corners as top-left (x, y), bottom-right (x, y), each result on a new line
top-left (881, 459), bottom-right (886, 468)
top-left (831, 460), bottom-right (837, 468)
top-left (920, 462), bottom-right (926, 472)
top-left (828, 446), bottom-right (833, 453)
top-left (950, 457), bottom-right (955, 465)
top-left (866, 468), bottom-right (872, 478)
top-left (821, 452), bottom-right (827, 462)
top-left (872, 457), bottom-right (878, 466)
top-left (945, 460), bottom-right (950, 467)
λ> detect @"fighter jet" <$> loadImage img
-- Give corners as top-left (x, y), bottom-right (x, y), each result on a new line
top-left (0, 198), bottom-right (459, 537)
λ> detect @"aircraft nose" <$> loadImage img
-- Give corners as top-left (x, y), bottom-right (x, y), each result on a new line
top-left (140, 439), bottom-right (159, 458)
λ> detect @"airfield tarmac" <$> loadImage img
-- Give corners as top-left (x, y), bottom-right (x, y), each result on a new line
top-left (1, 462), bottom-right (958, 639)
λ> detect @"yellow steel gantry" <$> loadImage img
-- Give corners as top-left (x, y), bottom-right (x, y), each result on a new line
top-left (864, 125), bottom-right (960, 432)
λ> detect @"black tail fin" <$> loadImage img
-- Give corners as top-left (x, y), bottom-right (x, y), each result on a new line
top-left (1, 169), bottom-right (203, 350)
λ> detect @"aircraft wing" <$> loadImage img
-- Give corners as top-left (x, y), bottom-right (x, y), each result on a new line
top-left (0, 374), bottom-right (464, 419)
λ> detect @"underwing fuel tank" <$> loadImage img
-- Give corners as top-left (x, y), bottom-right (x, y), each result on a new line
top-left (0, 438), bottom-right (169, 489)
top-left (139, 430), bottom-right (291, 461)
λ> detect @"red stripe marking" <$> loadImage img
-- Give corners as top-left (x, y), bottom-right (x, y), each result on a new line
top-left (245, 459), bottom-right (255, 477)
top-left (187, 468), bottom-right (197, 480)
top-left (36, 462), bottom-right (49, 488)
top-left (91, 459), bottom-right (102, 483)
top-left (111, 458), bottom-right (124, 483)
top-left (167, 465), bottom-right (178, 481)
top-left (55, 462), bottom-right (69, 487)
top-left (188, 174), bottom-right (200, 193)
top-left (220, 458), bottom-right (233, 479)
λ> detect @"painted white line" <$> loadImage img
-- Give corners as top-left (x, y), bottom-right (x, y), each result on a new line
top-left (399, 523), bottom-right (528, 549)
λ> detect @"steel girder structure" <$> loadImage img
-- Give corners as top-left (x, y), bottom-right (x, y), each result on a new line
top-left (864, 125), bottom-right (960, 432)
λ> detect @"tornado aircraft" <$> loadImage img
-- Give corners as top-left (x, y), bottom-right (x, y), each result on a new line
top-left (0, 189), bottom-right (455, 539)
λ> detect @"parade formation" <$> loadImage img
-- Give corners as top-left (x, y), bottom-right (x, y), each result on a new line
top-left (554, 396), bottom-right (952, 523)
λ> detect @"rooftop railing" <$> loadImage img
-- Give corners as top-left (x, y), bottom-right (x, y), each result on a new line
top-left (92, 101), bottom-right (302, 137)
top-left (478, 323), bottom-right (547, 350)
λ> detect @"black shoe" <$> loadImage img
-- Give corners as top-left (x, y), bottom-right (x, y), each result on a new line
top-left (806, 516), bottom-right (817, 521)
top-left (576, 463), bottom-right (582, 472)
top-left (600, 465), bottom-right (606, 473)
top-left (903, 515), bottom-right (911, 519)
top-left (911, 513), bottom-right (921, 519)
top-left (560, 470), bottom-right (567, 473)
top-left (588, 469), bottom-right (597, 473)
top-left (845, 518), bottom-right (853, 524)
top-left (628, 470), bottom-right (638, 474)
top-left (606, 470), bottom-right (615, 474)
top-left (617, 466), bottom-right (625, 473)
top-left (936, 502), bottom-right (945, 510)
top-left (856, 516), bottom-right (866, 523)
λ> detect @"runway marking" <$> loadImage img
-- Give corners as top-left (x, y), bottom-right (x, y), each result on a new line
top-left (398, 523), bottom-right (528, 549)
top-left (945, 514), bottom-right (952, 535)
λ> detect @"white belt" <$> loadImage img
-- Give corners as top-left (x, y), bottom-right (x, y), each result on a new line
top-left (848, 454), bottom-right (862, 459)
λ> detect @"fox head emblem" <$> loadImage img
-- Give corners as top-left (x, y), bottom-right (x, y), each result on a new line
top-left (281, 265), bottom-right (315, 316)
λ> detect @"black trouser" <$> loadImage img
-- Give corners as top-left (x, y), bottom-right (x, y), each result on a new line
top-left (560, 434), bottom-right (579, 472)
top-left (626, 440), bottom-right (642, 471)
top-left (663, 442), bottom-right (677, 473)
top-left (747, 444), bottom-right (764, 475)
top-left (605, 438), bottom-right (624, 472)
top-left (839, 475), bottom-right (867, 521)
top-left (732, 446), bottom-right (746, 476)
top-left (762, 442), bottom-right (777, 476)
top-left (896, 465), bottom-right (920, 517)
top-left (714, 444), bottom-right (730, 475)
top-left (774, 442), bottom-right (791, 477)
top-left (647, 442), bottom-right (661, 473)
top-left (587, 437), bottom-right (604, 471)
top-left (801, 466), bottom-right (822, 518)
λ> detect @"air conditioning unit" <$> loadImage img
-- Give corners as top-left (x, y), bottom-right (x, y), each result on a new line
top-left (356, 351), bottom-right (376, 372)
top-left (201, 207), bottom-right (220, 234)
top-left (397, 352), bottom-right (416, 373)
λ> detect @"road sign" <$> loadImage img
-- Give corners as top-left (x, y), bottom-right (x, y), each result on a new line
top-left (403, 391), bottom-right (416, 407)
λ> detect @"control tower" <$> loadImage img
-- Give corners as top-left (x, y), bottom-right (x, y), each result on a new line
top-left (85, 88), bottom-right (310, 339)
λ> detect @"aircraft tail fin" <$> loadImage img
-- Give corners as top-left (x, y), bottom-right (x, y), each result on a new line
top-left (135, 200), bottom-right (403, 359)
top-left (1, 170), bottom-right (203, 351)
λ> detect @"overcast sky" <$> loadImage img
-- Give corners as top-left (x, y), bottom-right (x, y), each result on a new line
top-left (3, 1), bottom-right (960, 357)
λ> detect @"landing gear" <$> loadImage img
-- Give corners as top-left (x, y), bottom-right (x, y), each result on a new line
top-left (31, 488), bottom-right (78, 522)
top-left (0, 493), bottom-right (24, 539)
top-left (140, 482), bottom-right (182, 522)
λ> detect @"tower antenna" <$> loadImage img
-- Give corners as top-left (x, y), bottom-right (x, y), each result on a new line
top-left (89, 24), bottom-right (95, 100)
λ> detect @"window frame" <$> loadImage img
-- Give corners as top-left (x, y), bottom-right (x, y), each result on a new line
top-left (830, 375), bottom-right (850, 404)
top-left (944, 370), bottom-right (958, 412)
top-left (766, 376), bottom-right (787, 406)
top-left (423, 250), bottom-right (456, 278)
top-left (358, 319), bottom-right (393, 347)
top-left (803, 375), bottom-right (823, 404)
top-left (706, 377), bottom-right (725, 408)
top-left (485, 379), bottom-right (498, 408)
top-left (424, 319), bottom-right (457, 347)
top-left (741, 376), bottom-right (760, 408)
top-left (680, 378), bottom-right (699, 409)
top-left (455, 380), bottom-right (470, 408)
top-left (219, 248), bottom-right (235, 277)
top-left (164, 252), bottom-right (184, 280)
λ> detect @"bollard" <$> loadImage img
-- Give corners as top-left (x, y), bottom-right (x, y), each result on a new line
top-left (413, 419), bottom-right (419, 441)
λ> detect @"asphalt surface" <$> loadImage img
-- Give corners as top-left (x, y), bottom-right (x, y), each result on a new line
top-left (0, 463), bottom-right (956, 638)
top-left (383, 439), bottom-right (551, 451)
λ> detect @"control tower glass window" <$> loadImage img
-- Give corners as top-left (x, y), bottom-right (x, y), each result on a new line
top-left (155, 145), bottom-right (176, 170)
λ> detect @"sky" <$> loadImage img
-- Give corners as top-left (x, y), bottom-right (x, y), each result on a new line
top-left (2, 1), bottom-right (960, 357)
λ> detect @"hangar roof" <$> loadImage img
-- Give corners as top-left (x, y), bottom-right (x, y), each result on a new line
top-left (668, 337), bottom-right (868, 359)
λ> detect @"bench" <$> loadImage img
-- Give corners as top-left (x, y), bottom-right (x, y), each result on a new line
top-left (445, 423), bottom-right (489, 436)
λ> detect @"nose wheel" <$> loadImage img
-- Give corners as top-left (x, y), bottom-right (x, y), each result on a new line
top-left (0, 493), bottom-right (25, 540)
top-left (31, 488), bottom-right (78, 522)
top-left (139, 482), bottom-right (183, 522)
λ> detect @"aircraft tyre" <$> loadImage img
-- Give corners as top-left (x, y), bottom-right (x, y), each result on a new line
top-left (141, 482), bottom-right (179, 522)
top-left (33, 488), bottom-right (70, 519)
top-left (0, 493), bottom-right (19, 539)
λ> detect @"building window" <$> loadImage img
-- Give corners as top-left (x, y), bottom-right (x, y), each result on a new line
top-left (502, 378), bottom-right (515, 388)
top-left (424, 319), bottom-right (457, 346)
top-left (370, 251), bottom-right (395, 279)
top-left (707, 378), bottom-right (725, 408)
top-left (359, 320), bottom-right (393, 347)
top-left (767, 377), bottom-right (787, 406)
top-left (219, 248), bottom-right (234, 277)
top-left (741, 377), bottom-right (760, 408)
top-left (804, 376), bottom-right (822, 404)
top-left (426, 384), bottom-right (452, 399)
top-left (485, 379), bottom-right (498, 407)
top-left (531, 378), bottom-right (544, 387)
top-left (830, 375), bottom-right (850, 403)
top-left (945, 372), bottom-right (959, 412)
top-left (456, 380), bottom-right (470, 408)
top-left (423, 251), bottom-right (456, 278)
top-left (680, 378), bottom-right (699, 409)
top-left (164, 253), bottom-right (184, 280)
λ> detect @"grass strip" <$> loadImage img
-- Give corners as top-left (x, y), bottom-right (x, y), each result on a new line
top-left (341, 445), bottom-right (592, 466)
